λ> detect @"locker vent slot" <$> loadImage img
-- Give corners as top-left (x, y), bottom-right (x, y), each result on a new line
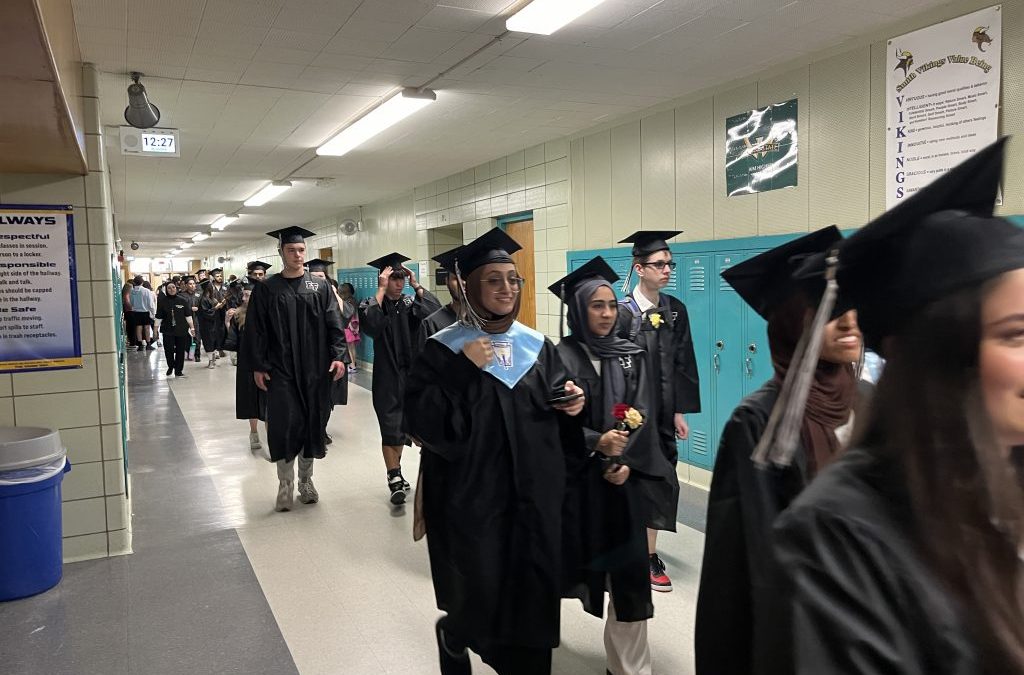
top-left (691, 430), bottom-right (708, 456)
top-left (688, 267), bottom-right (706, 292)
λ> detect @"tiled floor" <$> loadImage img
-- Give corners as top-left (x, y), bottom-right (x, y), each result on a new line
top-left (3, 349), bottom-right (707, 675)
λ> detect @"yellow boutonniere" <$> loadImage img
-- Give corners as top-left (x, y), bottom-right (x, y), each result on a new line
top-left (648, 313), bottom-right (663, 329)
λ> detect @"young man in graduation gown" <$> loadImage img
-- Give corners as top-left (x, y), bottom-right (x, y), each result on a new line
top-left (358, 252), bottom-right (441, 505)
top-left (307, 258), bottom-right (351, 444)
top-left (552, 257), bottom-right (678, 675)
top-left (245, 227), bottom-right (347, 512)
top-left (615, 230), bottom-right (700, 592)
top-left (183, 276), bottom-right (203, 362)
top-left (209, 267), bottom-right (229, 356)
top-left (415, 249), bottom-right (462, 357)
top-left (403, 227), bottom-right (589, 675)
top-left (246, 260), bottom-right (272, 283)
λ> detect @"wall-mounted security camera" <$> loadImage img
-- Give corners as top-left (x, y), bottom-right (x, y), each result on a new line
top-left (130, 241), bottom-right (140, 251)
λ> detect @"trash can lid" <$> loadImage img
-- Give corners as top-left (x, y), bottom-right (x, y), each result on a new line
top-left (0, 427), bottom-right (65, 472)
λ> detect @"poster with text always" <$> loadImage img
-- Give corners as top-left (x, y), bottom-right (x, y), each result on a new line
top-left (887, 6), bottom-right (1001, 209)
top-left (0, 205), bottom-right (82, 372)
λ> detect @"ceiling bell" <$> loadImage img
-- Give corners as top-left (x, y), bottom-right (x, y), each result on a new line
top-left (124, 72), bottom-right (160, 129)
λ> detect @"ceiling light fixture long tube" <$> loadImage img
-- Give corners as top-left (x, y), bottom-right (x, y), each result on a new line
top-left (211, 214), bottom-right (239, 230)
top-left (244, 181), bottom-right (292, 207)
top-left (192, 233), bottom-right (210, 242)
top-left (506, 0), bottom-right (609, 35)
top-left (316, 88), bottom-right (437, 157)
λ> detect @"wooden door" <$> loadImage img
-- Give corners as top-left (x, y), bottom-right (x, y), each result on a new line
top-left (319, 246), bottom-right (334, 262)
top-left (505, 220), bottom-right (536, 330)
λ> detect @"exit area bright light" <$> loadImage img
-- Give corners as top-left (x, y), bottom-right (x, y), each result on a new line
top-left (506, 0), bottom-right (609, 35)
top-left (316, 88), bottom-right (436, 157)
top-left (244, 181), bottom-right (292, 207)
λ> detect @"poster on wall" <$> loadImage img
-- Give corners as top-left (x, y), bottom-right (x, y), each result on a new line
top-left (886, 6), bottom-right (1001, 208)
top-left (0, 204), bottom-right (82, 372)
top-left (725, 98), bottom-right (798, 196)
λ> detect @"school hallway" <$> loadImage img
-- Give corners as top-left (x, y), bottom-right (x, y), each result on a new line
top-left (0, 351), bottom-right (707, 675)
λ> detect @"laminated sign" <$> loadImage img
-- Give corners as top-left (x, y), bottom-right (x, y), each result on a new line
top-left (886, 6), bottom-right (1001, 208)
top-left (725, 98), bottom-right (798, 196)
top-left (0, 205), bottom-right (82, 372)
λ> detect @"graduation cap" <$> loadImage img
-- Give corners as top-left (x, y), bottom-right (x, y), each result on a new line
top-left (266, 226), bottom-right (316, 245)
top-left (305, 258), bottom-right (334, 273)
top-left (760, 138), bottom-right (1023, 471)
top-left (209, 267), bottom-right (223, 275)
top-left (432, 245), bottom-right (463, 285)
top-left (196, 268), bottom-right (208, 276)
top-left (619, 230), bottom-right (682, 258)
top-left (721, 226), bottom-right (842, 320)
top-left (180, 275), bottom-right (196, 283)
top-left (548, 256), bottom-right (619, 338)
top-left (198, 278), bottom-right (211, 288)
top-left (436, 227), bottom-right (521, 279)
top-left (246, 260), bottom-right (272, 272)
top-left (367, 252), bottom-right (411, 277)
top-left (796, 137), bottom-right (1021, 353)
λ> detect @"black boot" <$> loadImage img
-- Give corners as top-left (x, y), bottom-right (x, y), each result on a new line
top-left (435, 619), bottom-right (471, 675)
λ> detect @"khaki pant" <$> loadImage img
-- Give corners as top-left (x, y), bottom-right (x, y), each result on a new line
top-left (604, 597), bottom-right (652, 675)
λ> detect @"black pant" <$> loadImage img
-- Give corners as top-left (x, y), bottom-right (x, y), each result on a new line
top-left (163, 333), bottom-right (191, 375)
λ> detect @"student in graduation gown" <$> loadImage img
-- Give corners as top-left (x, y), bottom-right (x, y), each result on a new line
top-left (415, 250), bottom-right (462, 356)
top-left (403, 227), bottom-right (591, 675)
top-left (694, 227), bottom-right (863, 675)
top-left (198, 274), bottom-right (228, 369)
top-left (183, 276), bottom-right (203, 362)
top-left (155, 280), bottom-right (196, 378)
top-left (615, 230), bottom-right (700, 592)
top-left (551, 256), bottom-right (677, 675)
top-left (307, 258), bottom-right (352, 443)
top-left (246, 226), bottom-right (347, 512)
top-left (208, 267), bottom-right (230, 356)
top-left (358, 252), bottom-right (441, 505)
top-left (771, 140), bottom-right (1024, 674)
top-left (246, 260), bottom-right (271, 283)
top-left (224, 280), bottom-right (266, 456)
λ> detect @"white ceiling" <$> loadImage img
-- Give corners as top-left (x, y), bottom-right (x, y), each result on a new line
top-left (72, 0), bottom-right (947, 257)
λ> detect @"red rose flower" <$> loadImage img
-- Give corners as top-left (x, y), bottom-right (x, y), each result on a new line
top-left (612, 403), bottom-right (629, 420)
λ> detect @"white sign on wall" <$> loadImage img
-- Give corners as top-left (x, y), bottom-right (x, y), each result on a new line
top-left (886, 6), bottom-right (1001, 208)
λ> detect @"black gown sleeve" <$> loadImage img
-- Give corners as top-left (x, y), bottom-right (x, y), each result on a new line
top-left (224, 319), bottom-right (240, 352)
top-left (412, 289), bottom-right (442, 318)
top-left (671, 298), bottom-right (701, 414)
top-left (358, 297), bottom-right (387, 339)
top-left (322, 284), bottom-right (347, 363)
top-left (403, 340), bottom-right (481, 461)
top-left (774, 506), bottom-right (918, 675)
top-left (246, 282), bottom-right (271, 373)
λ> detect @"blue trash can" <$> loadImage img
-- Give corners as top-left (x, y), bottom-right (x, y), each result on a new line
top-left (0, 427), bottom-right (71, 602)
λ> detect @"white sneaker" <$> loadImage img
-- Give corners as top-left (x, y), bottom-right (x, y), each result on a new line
top-left (207, 358), bottom-right (216, 369)
top-left (275, 481), bottom-right (294, 512)
top-left (249, 431), bottom-right (262, 454)
top-left (231, 354), bottom-right (238, 366)
top-left (298, 480), bottom-right (319, 504)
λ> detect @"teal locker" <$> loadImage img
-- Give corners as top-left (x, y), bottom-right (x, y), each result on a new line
top-left (710, 253), bottom-right (747, 464)
top-left (680, 255), bottom-right (712, 468)
top-left (742, 289), bottom-right (772, 396)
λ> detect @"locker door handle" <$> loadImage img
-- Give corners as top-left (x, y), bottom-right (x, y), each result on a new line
top-left (713, 353), bottom-right (720, 373)
top-left (745, 357), bottom-right (753, 376)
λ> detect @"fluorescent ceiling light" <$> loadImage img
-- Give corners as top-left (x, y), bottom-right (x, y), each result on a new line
top-left (179, 242), bottom-right (194, 249)
top-left (211, 214), bottom-right (238, 230)
top-left (244, 180), bottom-right (292, 207)
top-left (316, 88), bottom-right (436, 157)
top-left (506, 0), bottom-right (608, 35)
top-left (191, 233), bottom-right (210, 242)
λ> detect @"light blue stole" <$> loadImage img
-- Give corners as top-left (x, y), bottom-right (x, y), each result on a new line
top-left (430, 321), bottom-right (544, 389)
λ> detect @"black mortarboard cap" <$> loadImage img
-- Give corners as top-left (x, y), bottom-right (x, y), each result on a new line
top-left (199, 279), bottom-right (211, 288)
top-left (196, 268), bottom-right (207, 275)
top-left (367, 252), bottom-right (411, 275)
top-left (432, 245), bottom-right (463, 285)
top-left (267, 226), bottom-right (316, 245)
top-left (619, 230), bottom-right (682, 257)
top-left (547, 256), bottom-right (618, 299)
top-left (796, 138), bottom-right (1024, 352)
top-left (246, 260), bottom-right (272, 272)
top-left (441, 228), bottom-right (521, 278)
top-left (209, 267), bottom-right (223, 275)
top-left (721, 226), bottom-right (842, 320)
top-left (181, 275), bottom-right (196, 283)
top-left (305, 259), bottom-right (334, 272)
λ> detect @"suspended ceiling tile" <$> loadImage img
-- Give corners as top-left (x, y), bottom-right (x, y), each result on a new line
top-left (202, 0), bottom-right (286, 27)
top-left (382, 27), bottom-right (471, 63)
top-left (417, 5), bottom-right (494, 32)
top-left (262, 28), bottom-right (333, 51)
top-left (251, 45), bottom-right (320, 66)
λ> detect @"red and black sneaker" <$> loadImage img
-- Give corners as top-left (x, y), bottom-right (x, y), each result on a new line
top-left (650, 553), bottom-right (673, 592)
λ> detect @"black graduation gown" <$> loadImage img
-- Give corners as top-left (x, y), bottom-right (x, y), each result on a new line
top-left (330, 303), bottom-right (352, 407)
top-left (617, 293), bottom-right (701, 465)
top-left (403, 336), bottom-right (587, 655)
top-left (556, 335), bottom-right (677, 623)
top-left (774, 446), bottom-right (981, 675)
top-left (694, 381), bottom-right (807, 675)
top-left (198, 285), bottom-right (227, 352)
top-left (225, 316), bottom-right (265, 422)
top-left (359, 290), bottom-right (441, 446)
top-left (245, 273), bottom-right (346, 463)
top-left (414, 304), bottom-right (458, 358)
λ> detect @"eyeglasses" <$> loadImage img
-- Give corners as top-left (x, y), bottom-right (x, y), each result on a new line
top-left (484, 276), bottom-right (526, 292)
top-left (641, 261), bottom-right (677, 271)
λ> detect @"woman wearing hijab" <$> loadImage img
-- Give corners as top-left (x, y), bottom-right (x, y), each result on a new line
top-left (155, 280), bottom-right (196, 378)
top-left (694, 227), bottom-right (864, 675)
top-left (552, 257), bottom-right (677, 675)
top-left (404, 227), bottom-right (591, 675)
top-left (225, 280), bottom-right (265, 455)
top-left (774, 140), bottom-right (1024, 673)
